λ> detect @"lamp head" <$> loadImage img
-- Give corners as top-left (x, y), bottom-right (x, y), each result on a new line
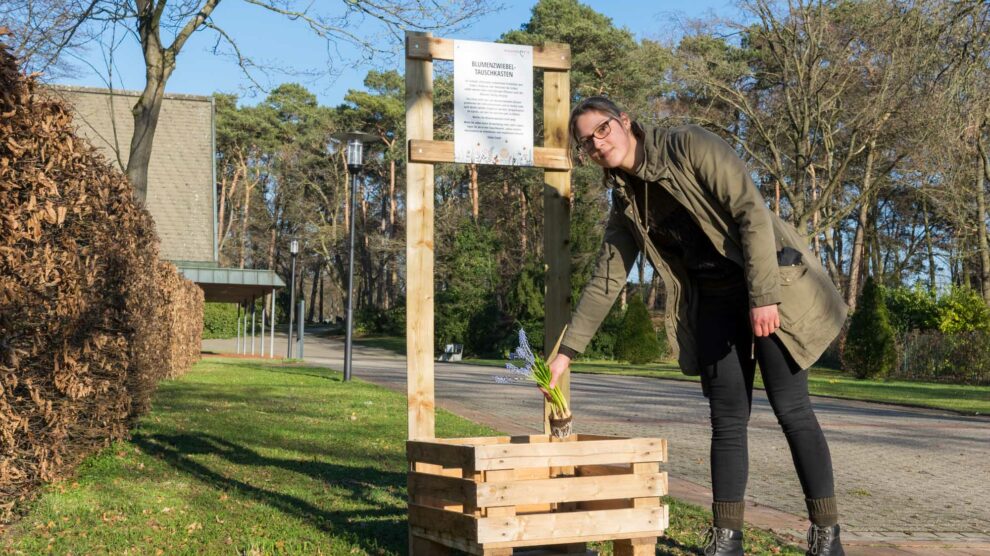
top-left (290, 239), bottom-right (299, 255)
top-left (331, 131), bottom-right (378, 171)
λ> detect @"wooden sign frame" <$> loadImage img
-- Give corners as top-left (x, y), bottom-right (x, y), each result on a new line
top-left (405, 32), bottom-right (573, 441)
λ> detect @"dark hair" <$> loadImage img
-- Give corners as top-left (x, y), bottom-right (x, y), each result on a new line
top-left (568, 96), bottom-right (625, 150)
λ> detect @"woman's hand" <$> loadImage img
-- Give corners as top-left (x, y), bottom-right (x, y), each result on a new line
top-left (751, 304), bottom-right (780, 337)
top-left (539, 353), bottom-right (572, 401)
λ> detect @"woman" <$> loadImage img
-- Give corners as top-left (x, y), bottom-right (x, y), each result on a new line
top-left (548, 97), bottom-right (848, 556)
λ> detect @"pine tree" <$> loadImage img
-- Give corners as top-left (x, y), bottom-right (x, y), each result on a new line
top-left (843, 277), bottom-right (898, 378)
top-left (615, 293), bottom-right (664, 364)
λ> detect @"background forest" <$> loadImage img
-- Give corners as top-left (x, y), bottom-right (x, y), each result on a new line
top-left (205, 0), bottom-right (990, 381)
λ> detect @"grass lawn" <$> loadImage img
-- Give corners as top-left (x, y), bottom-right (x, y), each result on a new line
top-left (351, 335), bottom-right (989, 415)
top-left (1, 358), bottom-right (801, 555)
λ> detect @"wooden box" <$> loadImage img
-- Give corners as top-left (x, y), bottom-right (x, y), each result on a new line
top-left (407, 434), bottom-right (668, 556)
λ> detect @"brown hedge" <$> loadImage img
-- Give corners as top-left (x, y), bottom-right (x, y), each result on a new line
top-left (0, 37), bottom-right (203, 520)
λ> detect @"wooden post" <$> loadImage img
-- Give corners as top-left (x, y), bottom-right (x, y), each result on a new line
top-left (406, 31), bottom-right (436, 441)
top-left (542, 46), bottom-right (572, 434)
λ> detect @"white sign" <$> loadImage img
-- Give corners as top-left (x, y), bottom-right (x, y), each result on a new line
top-left (454, 40), bottom-right (534, 166)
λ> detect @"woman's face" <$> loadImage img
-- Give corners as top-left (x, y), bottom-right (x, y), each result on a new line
top-left (573, 110), bottom-right (634, 169)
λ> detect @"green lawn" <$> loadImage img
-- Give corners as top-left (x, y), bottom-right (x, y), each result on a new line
top-left (351, 335), bottom-right (989, 415)
top-left (1, 358), bottom-right (801, 555)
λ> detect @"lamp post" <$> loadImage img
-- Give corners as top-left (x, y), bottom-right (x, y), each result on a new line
top-left (286, 239), bottom-right (299, 359)
top-left (333, 131), bottom-right (377, 382)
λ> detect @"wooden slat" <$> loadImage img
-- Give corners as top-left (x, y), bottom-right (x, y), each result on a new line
top-left (474, 438), bottom-right (665, 470)
top-left (408, 472), bottom-right (475, 506)
top-left (409, 504), bottom-right (478, 543)
top-left (476, 507), bottom-right (666, 545)
top-left (406, 30), bottom-right (436, 441)
top-left (410, 533), bottom-right (452, 555)
top-left (543, 66), bottom-right (572, 433)
top-left (407, 440), bottom-right (475, 470)
top-left (408, 140), bottom-right (571, 170)
top-left (515, 550), bottom-right (597, 556)
top-left (575, 464), bottom-right (632, 477)
top-left (614, 536), bottom-right (657, 556)
top-left (406, 35), bottom-right (571, 69)
top-left (476, 473), bottom-right (666, 507)
top-left (410, 526), bottom-right (481, 555)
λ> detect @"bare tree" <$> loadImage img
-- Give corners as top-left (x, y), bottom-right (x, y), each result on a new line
top-left (4, 0), bottom-right (497, 202)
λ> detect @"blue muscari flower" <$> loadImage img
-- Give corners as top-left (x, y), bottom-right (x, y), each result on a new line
top-left (493, 328), bottom-right (537, 384)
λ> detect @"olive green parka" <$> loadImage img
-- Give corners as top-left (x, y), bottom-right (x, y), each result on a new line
top-left (561, 123), bottom-right (848, 374)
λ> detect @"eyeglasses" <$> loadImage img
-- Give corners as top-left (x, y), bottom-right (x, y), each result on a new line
top-left (577, 117), bottom-right (617, 153)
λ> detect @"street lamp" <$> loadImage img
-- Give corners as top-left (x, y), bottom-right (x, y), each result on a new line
top-left (286, 238), bottom-right (299, 359)
top-left (332, 131), bottom-right (377, 382)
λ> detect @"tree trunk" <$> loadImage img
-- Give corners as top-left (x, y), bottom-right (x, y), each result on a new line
top-left (469, 163), bottom-right (479, 220)
top-left (519, 186), bottom-right (528, 254)
top-left (126, 54), bottom-right (171, 203)
top-left (922, 197), bottom-right (937, 292)
top-left (307, 264), bottom-right (320, 323)
top-left (240, 169), bottom-right (251, 269)
top-left (845, 141), bottom-right (878, 310)
top-left (977, 135), bottom-right (990, 303)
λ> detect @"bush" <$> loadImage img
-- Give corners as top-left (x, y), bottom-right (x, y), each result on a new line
top-left (843, 277), bottom-right (898, 378)
top-left (884, 284), bottom-right (939, 332)
top-left (897, 329), bottom-right (990, 385)
top-left (203, 302), bottom-right (240, 339)
top-left (582, 301), bottom-right (626, 360)
top-left (615, 294), bottom-right (665, 364)
top-left (0, 43), bottom-right (200, 521)
top-left (354, 304), bottom-right (406, 336)
top-left (936, 286), bottom-right (990, 334)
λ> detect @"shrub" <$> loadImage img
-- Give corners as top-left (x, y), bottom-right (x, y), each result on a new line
top-left (615, 294), bottom-right (664, 364)
top-left (843, 277), bottom-right (898, 379)
top-left (936, 286), bottom-right (990, 334)
top-left (897, 329), bottom-right (990, 385)
top-left (582, 301), bottom-right (626, 360)
top-left (884, 284), bottom-right (939, 332)
top-left (0, 42), bottom-right (200, 520)
top-left (355, 304), bottom-right (406, 336)
top-left (203, 302), bottom-right (240, 339)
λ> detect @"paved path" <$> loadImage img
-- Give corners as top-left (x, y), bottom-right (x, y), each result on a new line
top-left (204, 334), bottom-right (990, 555)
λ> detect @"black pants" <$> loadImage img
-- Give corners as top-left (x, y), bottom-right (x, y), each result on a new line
top-left (697, 291), bottom-right (835, 502)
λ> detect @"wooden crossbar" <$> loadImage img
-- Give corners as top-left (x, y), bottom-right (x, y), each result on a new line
top-left (408, 140), bottom-right (572, 170)
top-left (406, 35), bottom-right (571, 69)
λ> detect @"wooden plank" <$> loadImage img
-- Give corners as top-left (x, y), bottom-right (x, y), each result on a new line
top-left (515, 550), bottom-right (597, 556)
top-left (410, 533), bottom-right (452, 555)
top-left (575, 434), bottom-right (628, 442)
top-left (408, 472), bottom-right (475, 506)
top-left (476, 473), bottom-right (666, 507)
top-left (476, 507), bottom-right (666, 545)
top-left (575, 464), bottom-right (632, 477)
top-left (408, 140), bottom-right (571, 170)
top-left (407, 440), bottom-right (475, 470)
top-left (406, 30), bottom-right (436, 441)
top-left (410, 526), bottom-right (482, 555)
top-left (474, 438), bottom-right (665, 470)
top-left (409, 503), bottom-right (478, 543)
top-left (406, 35), bottom-right (571, 69)
top-left (542, 67), bottom-right (572, 434)
top-left (614, 536), bottom-right (657, 556)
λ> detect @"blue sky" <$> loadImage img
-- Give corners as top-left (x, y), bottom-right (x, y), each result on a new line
top-left (54, 0), bottom-right (738, 106)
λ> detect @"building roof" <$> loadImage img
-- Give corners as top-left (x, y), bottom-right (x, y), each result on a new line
top-left (176, 263), bottom-right (286, 303)
top-left (47, 85), bottom-right (217, 263)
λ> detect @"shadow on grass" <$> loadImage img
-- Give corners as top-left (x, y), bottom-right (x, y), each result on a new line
top-left (132, 431), bottom-right (408, 554)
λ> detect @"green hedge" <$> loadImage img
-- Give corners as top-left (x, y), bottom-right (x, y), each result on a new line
top-left (202, 302), bottom-right (240, 339)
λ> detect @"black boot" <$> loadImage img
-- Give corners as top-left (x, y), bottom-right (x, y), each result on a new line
top-left (702, 526), bottom-right (743, 556)
top-left (806, 523), bottom-right (844, 556)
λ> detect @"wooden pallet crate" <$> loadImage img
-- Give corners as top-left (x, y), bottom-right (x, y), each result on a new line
top-left (407, 434), bottom-right (668, 555)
